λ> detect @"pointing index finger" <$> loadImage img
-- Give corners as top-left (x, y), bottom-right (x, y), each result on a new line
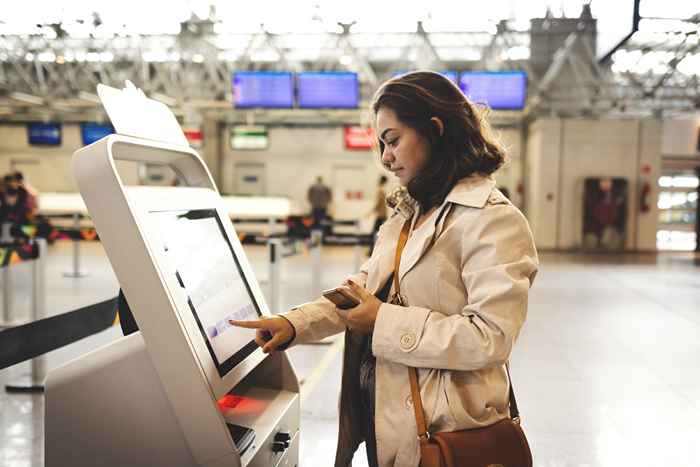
top-left (229, 319), bottom-right (265, 329)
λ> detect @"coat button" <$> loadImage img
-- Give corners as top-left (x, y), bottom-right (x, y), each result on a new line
top-left (400, 333), bottom-right (416, 349)
top-left (405, 395), bottom-right (413, 409)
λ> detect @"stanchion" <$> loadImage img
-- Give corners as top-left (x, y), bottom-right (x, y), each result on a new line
top-left (267, 238), bottom-right (282, 314)
top-left (63, 212), bottom-right (88, 278)
top-left (6, 239), bottom-right (47, 393)
top-left (2, 262), bottom-right (12, 325)
top-left (310, 229), bottom-right (323, 297)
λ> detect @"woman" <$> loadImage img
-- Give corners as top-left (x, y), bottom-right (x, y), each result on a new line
top-left (231, 71), bottom-right (538, 467)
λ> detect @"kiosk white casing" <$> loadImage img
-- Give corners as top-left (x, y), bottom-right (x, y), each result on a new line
top-left (45, 83), bottom-right (299, 467)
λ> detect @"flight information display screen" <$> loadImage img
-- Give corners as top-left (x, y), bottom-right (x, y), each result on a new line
top-left (297, 72), bottom-right (359, 108)
top-left (459, 71), bottom-right (527, 110)
top-left (153, 209), bottom-right (262, 377)
top-left (232, 71), bottom-right (294, 108)
top-left (27, 123), bottom-right (62, 146)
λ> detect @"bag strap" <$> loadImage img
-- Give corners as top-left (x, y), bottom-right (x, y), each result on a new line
top-left (392, 204), bottom-right (452, 305)
top-left (391, 211), bottom-right (521, 445)
top-left (505, 363), bottom-right (520, 423)
top-left (391, 218), bottom-right (412, 300)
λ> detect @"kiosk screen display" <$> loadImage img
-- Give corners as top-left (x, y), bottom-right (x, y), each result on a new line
top-left (153, 209), bottom-right (262, 376)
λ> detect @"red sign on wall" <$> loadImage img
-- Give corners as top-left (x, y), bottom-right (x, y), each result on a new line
top-left (345, 190), bottom-right (364, 200)
top-left (183, 127), bottom-right (203, 148)
top-left (344, 126), bottom-right (375, 150)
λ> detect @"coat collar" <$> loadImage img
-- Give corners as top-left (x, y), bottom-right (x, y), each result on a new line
top-left (386, 175), bottom-right (495, 287)
top-left (444, 174), bottom-right (496, 208)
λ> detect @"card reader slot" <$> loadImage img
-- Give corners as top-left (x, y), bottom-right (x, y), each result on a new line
top-left (225, 423), bottom-right (256, 457)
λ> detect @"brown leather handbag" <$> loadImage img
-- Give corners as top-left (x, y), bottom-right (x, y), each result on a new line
top-left (393, 215), bottom-right (533, 467)
top-left (408, 366), bottom-right (532, 467)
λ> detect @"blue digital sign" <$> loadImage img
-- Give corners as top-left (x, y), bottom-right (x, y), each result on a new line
top-left (297, 72), bottom-right (359, 109)
top-left (81, 123), bottom-right (114, 146)
top-left (232, 72), bottom-right (294, 108)
top-left (458, 71), bottom-right (527, 110)
top-left (27, 123), bottom-right (61, 146)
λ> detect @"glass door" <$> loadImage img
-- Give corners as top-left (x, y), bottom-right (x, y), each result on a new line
top-left (656, 171), bottom-right (698, 251)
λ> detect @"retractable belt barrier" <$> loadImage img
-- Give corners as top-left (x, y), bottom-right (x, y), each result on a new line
top-left (238, 232), bottom-right (373, 247)
top-left (12, 218), bottom-right (99, 278)
top-left (0, 242), bottom-right (39, 267)
top-left (16, 223), bottom-right (99, 242)
top-left (0, 238), bottom-right (121, 393)
top-left (0, 296), bottom-right (118, 371)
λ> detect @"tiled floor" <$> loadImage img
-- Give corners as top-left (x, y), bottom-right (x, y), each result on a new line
top-left (1, 241), bottom-right (700, 466)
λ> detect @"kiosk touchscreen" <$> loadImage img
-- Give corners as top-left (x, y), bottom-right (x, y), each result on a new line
top-left (153, 208), bottom-right (261, 376)
top-left (44, 83), bottom-right (299, 467)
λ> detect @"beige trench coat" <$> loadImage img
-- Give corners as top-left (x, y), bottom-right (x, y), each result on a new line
top-left (283, 175), bottom-right (539, 467)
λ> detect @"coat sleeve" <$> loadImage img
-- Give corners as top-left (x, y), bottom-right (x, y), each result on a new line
top-left (280, 260), bottom-right (369, 346)
top-left (371, 204), bottom-right (538, 371)
top-left (281, 216), bottom-right (400, 345)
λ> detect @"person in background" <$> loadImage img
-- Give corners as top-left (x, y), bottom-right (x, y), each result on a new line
top-left (307, 176), bottom-right (332, 232)
top-left (13, 171), bottom-right (38, 220)
top-left (368, 175), bottom-right (389, 255)
top-left (0, 174), bottom-right (30, 226)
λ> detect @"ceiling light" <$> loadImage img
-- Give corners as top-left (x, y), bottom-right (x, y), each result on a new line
top-left (9, 92), bottom-right (44, 105)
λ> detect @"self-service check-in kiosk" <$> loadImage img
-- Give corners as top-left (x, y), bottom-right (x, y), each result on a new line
top-left (45, 82), bottom-right (299, 467)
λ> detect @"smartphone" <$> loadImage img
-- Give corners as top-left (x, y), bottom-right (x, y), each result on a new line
top-left (322, 287), bottom-right (360, 310)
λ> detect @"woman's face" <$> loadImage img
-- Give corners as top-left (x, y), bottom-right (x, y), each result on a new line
top-left (376, 106), bottom-right (430, 186)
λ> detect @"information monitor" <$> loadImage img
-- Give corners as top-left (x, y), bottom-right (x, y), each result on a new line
top-left (232, 71), bottom-right (294, 108)
top-left (459, 71), bottom-right (527, 110)
top-left (297, 71), bottom-right (359, 108)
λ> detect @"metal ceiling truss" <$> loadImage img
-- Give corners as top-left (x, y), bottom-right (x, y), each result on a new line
top-left (0, 16), bottom-right (698, 122)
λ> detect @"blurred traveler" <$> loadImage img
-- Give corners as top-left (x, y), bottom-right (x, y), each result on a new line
top-left (1, 174), bottom-right (30, 226)
top-left (231, 71), bottom-right (538, 467)
top-left (367, 175), bottom-right (389, 255)
top-left (307, 176), bottom-right (332, 231)
top-left (13, 171), bottom-right (38, 219)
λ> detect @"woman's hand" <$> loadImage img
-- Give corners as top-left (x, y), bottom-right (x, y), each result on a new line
top-left (334, 280), bottom-right (383, 335)
top-left (229, 316), bottom-right (294, 353)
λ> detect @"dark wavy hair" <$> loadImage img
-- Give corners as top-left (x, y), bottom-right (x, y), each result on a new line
top-left (372, 71), bottom-right (507, 212)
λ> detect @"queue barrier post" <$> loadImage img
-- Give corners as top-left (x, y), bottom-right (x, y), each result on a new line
top-left (6, 238), bottom-right (47, 393)
top-left (2, 260), bottom-right (12, 325)
top-left (267, 238), bottom-right (282, 314)
top-left (63, 213), bottom-right (88, 278)
top-left (310, 229), bottom-right (323, 297)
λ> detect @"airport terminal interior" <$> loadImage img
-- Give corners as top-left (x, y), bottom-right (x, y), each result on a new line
top-left (1, 1), bottom-right (699, 466)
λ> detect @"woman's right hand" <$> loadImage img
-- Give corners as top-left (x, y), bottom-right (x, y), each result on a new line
top-left (229, 316), bottom-right (294, 353)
